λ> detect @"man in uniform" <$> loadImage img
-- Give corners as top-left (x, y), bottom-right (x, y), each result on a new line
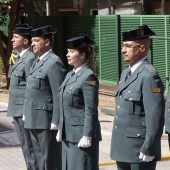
top-left (7, 24), bottom-right (38, 170)
top-left (165, 79), bottom-right (170, 150)
top-left (110, 25), bottom-right (165, 170)
top-left (23, 25), bottom-right (66, 170)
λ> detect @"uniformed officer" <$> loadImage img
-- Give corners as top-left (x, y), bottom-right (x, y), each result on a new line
top-left (7, 24), bottom-right (38, 170)
top-left (56, 34), bottom-right (102, 170)
top-left (165, 80), bottom-right (170, 150)
top-left (110, 25), bottom-right (165, 170)
top-left (23, 25), bottom-right (66, 170)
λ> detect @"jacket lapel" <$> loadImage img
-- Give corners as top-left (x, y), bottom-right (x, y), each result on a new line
top-left (29, 52), bottom-right (52, 74)
top-left (120, 59), bottom-right (149, 92)
top-left (65, 65), bottom-right (88, 86)
top-left (11, 50), bottom-right (29, 71)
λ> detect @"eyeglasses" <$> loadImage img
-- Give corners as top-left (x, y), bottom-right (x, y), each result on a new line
top-left (122, 44), bottom-right (142, 49)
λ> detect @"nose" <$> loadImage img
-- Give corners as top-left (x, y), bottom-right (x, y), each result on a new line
top-left (122, 46), bottom-right (126, 53)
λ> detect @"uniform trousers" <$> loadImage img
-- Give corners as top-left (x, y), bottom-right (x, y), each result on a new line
top-left (62, 139), bottom-right (99, 170)
top-left (30, 129), bottom-right (62, 170)
top-left (116, 160), bottom-right (157, 170)
top-left (13, 117), bottom-right (38, 170)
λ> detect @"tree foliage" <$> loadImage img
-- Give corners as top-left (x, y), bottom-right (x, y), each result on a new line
top-left (0, 0), bottom-right (21, 88)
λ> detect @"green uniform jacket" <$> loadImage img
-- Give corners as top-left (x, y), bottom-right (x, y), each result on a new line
top-left (165, 77), bottom-right (170, 134)
top-left (58, 65), bottom-right (102, 142)
top-left (110, 59), bottom-right (165, 163)
top-left (7, 50), bottom-right (36, 117)
top-left (24, 51), bottom-right (66, 129)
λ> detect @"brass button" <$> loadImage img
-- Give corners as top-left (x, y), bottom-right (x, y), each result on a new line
top-left (119, 95), bottom-right (122, 99)
top-left (114, 126), bottom-right (118, 129)
top-left (115, 115), bottom-right (118, 119)
top-left (129, 98), bottom-right (132, 101)
top-left (168, 109), bottom-right (170, 112)
top-left (128, 90), bottom-right (131, 94)
top-left (117, 105), bottom-right (120, 109)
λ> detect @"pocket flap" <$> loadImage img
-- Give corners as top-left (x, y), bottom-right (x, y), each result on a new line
top-left (14, 70), bottom-right (24, 77)
top-left (13, 98), bottom-right (24, 105)
top-left (32, 73), bottom-right (46, 79)
top-left (66, 88), bottom-right (79, 95)
top-left (34, 102), bottom-right (53, 111)
top-left (70, 117), bottom-right (84, 126)
top-left (124, 93), bottom-right (141, 101)
top-left (126, 127), bottom-right (146, 139)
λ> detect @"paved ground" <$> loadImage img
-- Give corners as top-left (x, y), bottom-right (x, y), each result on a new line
top-left (0, 80), bottom-right (170, 170)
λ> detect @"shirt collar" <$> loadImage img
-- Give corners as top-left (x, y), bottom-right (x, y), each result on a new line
top-left (39, 49), bottom-right (52, 61)
top-left (73, 63), bottom-right (87, 73)
top-left (19, 48), bottom-right (29, 57)
top-left (129, 57), bottom-right (146, 73)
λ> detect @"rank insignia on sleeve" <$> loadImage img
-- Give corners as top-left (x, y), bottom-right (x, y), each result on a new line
top-left (152, 88), bottom-right (161, 93)
top-left (88, 81), bottom-right (96, 85)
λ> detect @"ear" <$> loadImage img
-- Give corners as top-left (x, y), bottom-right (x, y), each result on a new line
top-left (81, 52), bottom-right (85, 59)
top-left (45, 39), bottom-right (50, 46)
top-left (140, 45), bottom-right (146, 52)
top-left (23, 39), bottom-right (29, 45)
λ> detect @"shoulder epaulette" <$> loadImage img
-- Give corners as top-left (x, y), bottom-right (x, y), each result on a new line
top-left (144, 64), bottom-right (157, 74)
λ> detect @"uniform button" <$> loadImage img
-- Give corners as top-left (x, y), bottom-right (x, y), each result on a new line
top-left (128, 90), bottom-right (131, 94)
top-left (129, 98), bottom-right (132, 101)
top-left (37, 76), bottom-right (39, 78)
top-left (119, 95), bottom-right (122, 99)
top-left (26, 91), bottom-right (27, 93)
top-left (42, 107), bottom-right (45, 109)
top-left (27, 83), bottom-right (29, 85)
top-left (137, 134), bottom-right (141, 137)
top-left (117, 105), bottom-right (120, 109)
top-left (114, 126), bottom-right (118, 129)
top-left (168, 100), bottom-right (170, 103)
top-left (21, 102), bottom-right (23, 104)
top-left (115, 115), bottom-right (118, 119)
top-left (168, 109), bottom-right (170, 112)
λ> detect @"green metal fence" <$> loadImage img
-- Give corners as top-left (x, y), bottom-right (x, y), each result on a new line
top-left (24, 15), bottom-right (170, 91)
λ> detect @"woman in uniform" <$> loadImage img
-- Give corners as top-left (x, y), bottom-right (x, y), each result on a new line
top-left (56, 34), bottom-right (102, 170)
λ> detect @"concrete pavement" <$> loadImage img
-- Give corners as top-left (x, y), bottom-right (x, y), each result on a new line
top-left (0, 90), bottom-right (170, 169)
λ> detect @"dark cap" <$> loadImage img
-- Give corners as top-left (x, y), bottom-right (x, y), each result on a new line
top-left (14, 24), bottom-right (32, 36)
top-left (66, 34), bottom-right (94, 49)
top-left (31, 25), bottom-right (57, 37)
top-left (123, 25), bottom-right (156, 42)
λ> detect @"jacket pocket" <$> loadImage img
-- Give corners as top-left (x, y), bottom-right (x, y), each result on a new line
top-left (34, 102), bottom-right (53, 111)
top-left (65, 88), bottom-right (80, 106)
top-left (69, 117), bottom-right (84, 126)
top-left (32, 73), bottom-right (46, 90)
top-left (124, 92), bottom-right (143, 115)
top-left (126, 127), bottom-right (146, 139)
top-left (13, 70), bottom-right (25, 86)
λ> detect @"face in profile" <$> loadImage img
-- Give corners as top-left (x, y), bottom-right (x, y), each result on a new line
top-left (66, 48), bottom-right (85, 68)
top-left (11, 34), bottom-right (25, 51)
